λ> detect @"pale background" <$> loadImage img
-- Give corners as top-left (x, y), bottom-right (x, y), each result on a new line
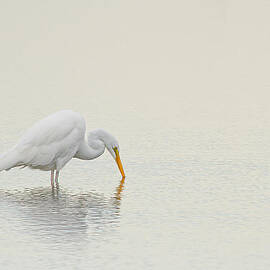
top-left (0, 1), bottom-right (270, 269)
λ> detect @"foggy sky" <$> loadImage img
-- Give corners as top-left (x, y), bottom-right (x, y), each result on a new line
top-left (0, 0), bottom-right (269, 132)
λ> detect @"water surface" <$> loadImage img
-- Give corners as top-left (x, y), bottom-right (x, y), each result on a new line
top-left (1, 1), bottom-right (270, 269)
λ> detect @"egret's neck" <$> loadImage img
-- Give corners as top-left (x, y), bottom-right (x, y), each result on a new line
top-left (74, 138), bottom-right (105, 160)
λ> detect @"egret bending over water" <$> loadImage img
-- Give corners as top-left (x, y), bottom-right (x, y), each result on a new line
top-left (0, 110), bottom-right (125, 187)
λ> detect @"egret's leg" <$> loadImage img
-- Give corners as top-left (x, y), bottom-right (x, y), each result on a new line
top-left (55, 171), bottom-right (60, 188)
top-left (50, 170), bottom-right (55, 188)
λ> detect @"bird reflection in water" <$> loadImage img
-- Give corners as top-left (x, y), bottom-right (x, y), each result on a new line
top-left (114, 177), bottom-right (126, 201)
top-left (0, 178), bottom-right (126, 242)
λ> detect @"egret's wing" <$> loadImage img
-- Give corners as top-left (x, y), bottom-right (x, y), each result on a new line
top-left (14, 110), bottom-right (85, 167)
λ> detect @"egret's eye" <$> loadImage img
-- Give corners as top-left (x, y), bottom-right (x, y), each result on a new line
top-left (113, 147), bottom-right (117, 153)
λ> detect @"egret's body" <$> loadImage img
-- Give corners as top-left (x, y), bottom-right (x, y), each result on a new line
top-left (0, 110), bottom-right (125, 187)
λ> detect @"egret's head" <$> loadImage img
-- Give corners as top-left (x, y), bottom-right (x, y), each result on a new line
top-left (105, 137), bottom-right (120, 159)
top-left (89, 129), bottom-right (125, 178)
top-left (104, 133), bottom-right (125, 179)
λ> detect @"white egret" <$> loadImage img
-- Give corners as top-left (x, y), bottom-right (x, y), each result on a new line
top-left (0, 110), bottom-right (125, 187)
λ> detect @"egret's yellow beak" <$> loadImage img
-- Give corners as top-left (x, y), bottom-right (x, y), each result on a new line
top-left (114, 148), bottom-right (125, 178)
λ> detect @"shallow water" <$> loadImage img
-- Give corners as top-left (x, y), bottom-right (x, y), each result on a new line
top-left (1, 1), bottom-right (270, 269)
top-left (1, 113), bottom-right (270, 270)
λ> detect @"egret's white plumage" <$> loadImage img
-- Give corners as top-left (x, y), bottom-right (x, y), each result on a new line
top-left (0, 110), bottom-right (125, 187)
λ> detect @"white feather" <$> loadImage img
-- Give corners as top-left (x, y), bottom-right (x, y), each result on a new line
top-left (0, 110), bottom-right (85, 171)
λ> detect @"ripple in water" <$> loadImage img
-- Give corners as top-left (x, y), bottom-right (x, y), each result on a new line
top-left (0, 178), bottom-right (126, 244)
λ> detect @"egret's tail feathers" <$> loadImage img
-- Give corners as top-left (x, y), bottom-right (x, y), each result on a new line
top-left (0, 150), bottom-right (22, 171)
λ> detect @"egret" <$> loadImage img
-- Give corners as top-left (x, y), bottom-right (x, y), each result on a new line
top-left (0, 110), bottom-right (125, 187)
